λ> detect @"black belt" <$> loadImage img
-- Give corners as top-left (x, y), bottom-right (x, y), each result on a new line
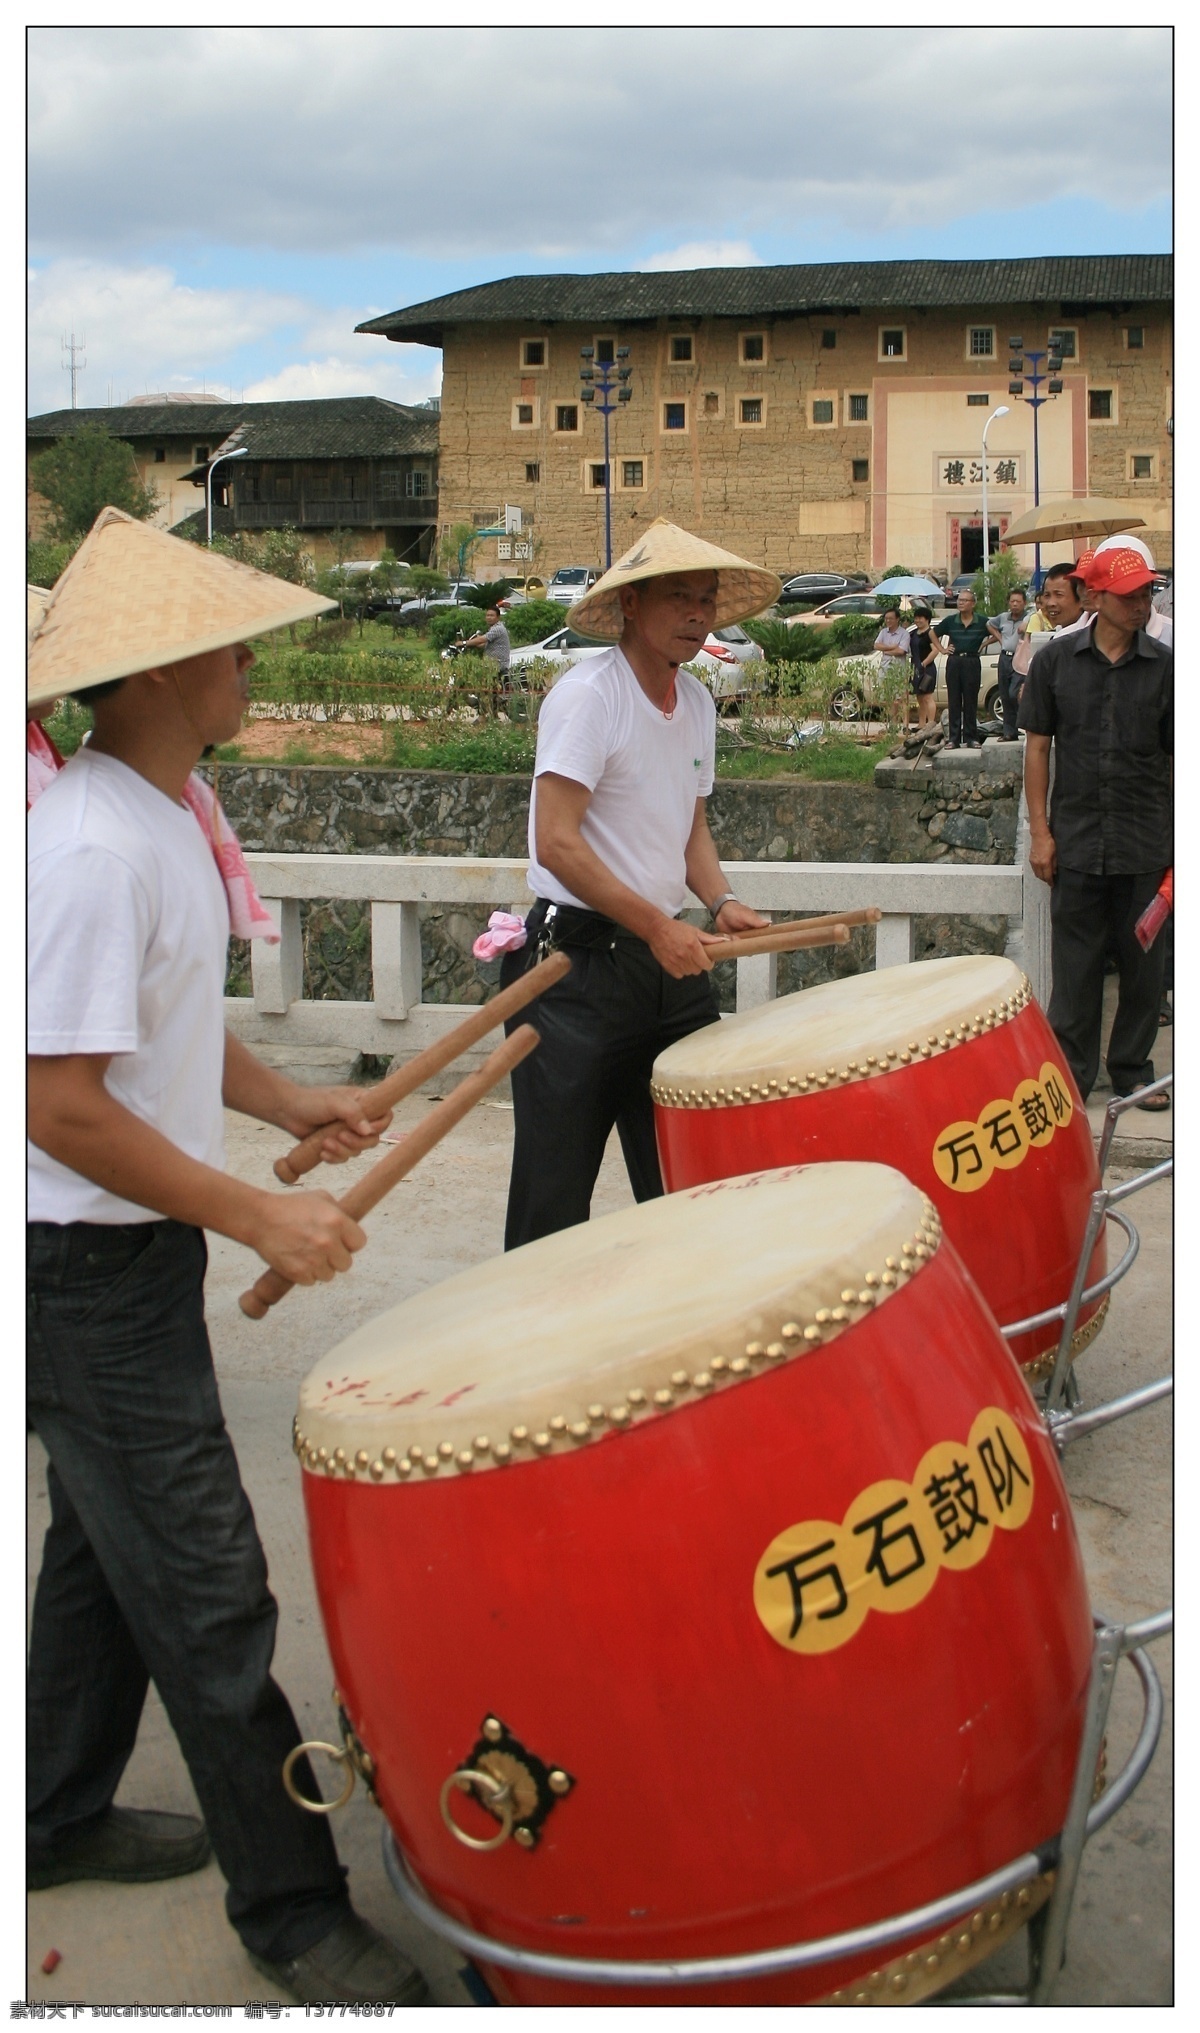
top-left (527, 898), bottom-right (660, 957)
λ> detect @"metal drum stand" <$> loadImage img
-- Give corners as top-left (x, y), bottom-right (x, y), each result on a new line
top-left (381, 1591), bottom-right (1169, 2003)
top-left (998, 1075), bottom-right (1172, 1419)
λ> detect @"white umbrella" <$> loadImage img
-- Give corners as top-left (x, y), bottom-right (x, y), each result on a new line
top-left (870, 575), bottom-right (943, 598)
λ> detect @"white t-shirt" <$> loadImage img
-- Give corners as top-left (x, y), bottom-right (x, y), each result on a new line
top-left (527, 646), bottom-right (717, 916)
top-left (28, 749), bottom-right (231, 1225)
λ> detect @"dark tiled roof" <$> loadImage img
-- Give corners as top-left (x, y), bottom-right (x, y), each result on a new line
top-left (28, 396), bottom-right (439, 460)
top-left (168, 505), bottom-right (234, 541)
top-left (358, 256), bottom-right (1173, 345)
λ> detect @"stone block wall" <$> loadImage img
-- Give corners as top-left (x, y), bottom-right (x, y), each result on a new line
top-left (435, 303), bottom-right (1171, 580)
top-left (211, 763), bottom-right (1018, 1015)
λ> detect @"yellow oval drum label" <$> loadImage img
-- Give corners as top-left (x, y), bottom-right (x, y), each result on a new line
top-left (754, 1408), bottom-right (1034, 1655)
top-left (932, 1061), bottom-right (1074, 1194)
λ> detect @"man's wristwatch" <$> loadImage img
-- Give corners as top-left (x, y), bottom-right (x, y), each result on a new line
top-left (708, 891), bottom-right (739, 923)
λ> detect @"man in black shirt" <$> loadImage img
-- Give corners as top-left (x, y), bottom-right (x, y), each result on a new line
top-left (934, 588), bottom-right (992, 747)
top-left (1018, 549), bottom-right (1171, 1109)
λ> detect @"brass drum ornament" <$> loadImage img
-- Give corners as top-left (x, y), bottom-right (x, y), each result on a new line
top-left (295, 1162), bottom-right (1094, 2006)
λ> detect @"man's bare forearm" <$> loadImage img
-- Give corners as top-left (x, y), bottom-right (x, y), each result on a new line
top-left (223, 1029), bottom-right (303, 1129)
top-left (683, 810), bottom-right (732, 912)
top-left (537, 829), bottom-right (666, 940)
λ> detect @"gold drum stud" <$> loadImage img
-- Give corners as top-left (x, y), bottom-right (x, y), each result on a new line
top-left (438, 1441), bottom-right (454, 1460)
top-left (766, 1342), bottom-right (785, 1359)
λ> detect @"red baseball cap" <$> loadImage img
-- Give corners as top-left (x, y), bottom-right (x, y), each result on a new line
top-left (1083, 548), bottom-right (1157, 594)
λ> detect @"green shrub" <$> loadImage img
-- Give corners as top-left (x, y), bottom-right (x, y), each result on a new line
top-left (504, 599), bottom-right (570, 646)
top-left (429, 606), bottom-right (487, 651)
top-left (27, 535), bottom-right (81, 588)
top-left (828, 614), bottom-right (884, 655)
top-left (876, 564), bottom-right (915, 582)
top-left (473, 580), bottom-right (515, 609)
top-left (744, 617), bottom-right (828, 664)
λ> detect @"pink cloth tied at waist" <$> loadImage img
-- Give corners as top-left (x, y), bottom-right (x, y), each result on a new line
top-left (472, 910), bottom-right (528, 961)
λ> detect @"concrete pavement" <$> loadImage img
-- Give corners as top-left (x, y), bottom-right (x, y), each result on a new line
top-left (27, 1096), bottom-right (1171, 2008)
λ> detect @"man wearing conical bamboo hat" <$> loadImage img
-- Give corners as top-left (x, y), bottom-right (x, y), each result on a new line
top-left (499, 518), bottom-right (780, 1248)
top-left (27, 510), bottom-right (429, 2005)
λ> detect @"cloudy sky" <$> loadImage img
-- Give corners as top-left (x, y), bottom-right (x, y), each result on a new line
top-left (27, 24), bottom-right (1172, 417)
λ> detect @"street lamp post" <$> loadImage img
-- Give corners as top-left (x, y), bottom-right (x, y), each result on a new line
top-left (580, 347), bottom-right (632, 570)
top-left (206, 444), bottom-right (248, 544)
top-left (1007, 338), bottom-right (1064, 589)
top-left (980, 404), bottom-right (1010, 590)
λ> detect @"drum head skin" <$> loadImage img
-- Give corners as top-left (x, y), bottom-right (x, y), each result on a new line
top-left (652, 955), bottom-right (1027, 1105)
top-left (296, 1164), bottom-right (940, 1478)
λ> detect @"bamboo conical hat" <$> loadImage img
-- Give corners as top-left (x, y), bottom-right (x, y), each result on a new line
top-left (27, 585), bottom-right (51, 643)
top-left (568, 518), bottom-right (782, 641)
top-left (26, 507), bottom-right (335, 706)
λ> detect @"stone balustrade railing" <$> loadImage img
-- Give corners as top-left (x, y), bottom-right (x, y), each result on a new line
top-left (224, 855), bottom-right (1044, 1075)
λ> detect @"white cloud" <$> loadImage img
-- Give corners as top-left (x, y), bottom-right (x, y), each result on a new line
top-left (244, 351), bottom-right (439, 405)
top-left (639, 241), bottom-right (764, 272)
top-left (28, 27), bottom-right (1171, 261)
top-left (26, 259), bottom-right (439, 417)
top-left (27, 258), bottom-right (306, 413)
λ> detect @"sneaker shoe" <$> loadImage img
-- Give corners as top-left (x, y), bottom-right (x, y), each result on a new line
top-left (28, 1807), bottom-right (211, 1890)
top-left (249, 1911), bottom-right (429, 2007)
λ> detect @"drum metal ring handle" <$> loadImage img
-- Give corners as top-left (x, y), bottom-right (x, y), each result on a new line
top-left (282, 1739), bottom-right (357, 1815)
top-left (440, 1766), bottom-right (514, 1851)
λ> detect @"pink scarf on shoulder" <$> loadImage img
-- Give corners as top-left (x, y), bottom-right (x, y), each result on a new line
top-left (180, 773), bottom-right (280, 943)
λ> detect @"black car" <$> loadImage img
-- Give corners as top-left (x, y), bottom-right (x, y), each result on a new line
top-left (777, 572), bottom-right (872, 608)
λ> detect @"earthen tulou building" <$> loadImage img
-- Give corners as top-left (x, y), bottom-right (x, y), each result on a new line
top-left (358, 255), bottom-right (1171, 584)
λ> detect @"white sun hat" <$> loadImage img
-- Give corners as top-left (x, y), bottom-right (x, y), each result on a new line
top-left (567, 518), bottom-right (782, 642)
top-left (27, 506), bottom-right (335, 707)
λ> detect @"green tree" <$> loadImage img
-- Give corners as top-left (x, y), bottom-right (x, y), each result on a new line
top-left (27, 534), bottom-right (82, 587)
top-left (971, 548), bottom-right (1027, 617)
top-left (29, 422), bottom-right (160, 540)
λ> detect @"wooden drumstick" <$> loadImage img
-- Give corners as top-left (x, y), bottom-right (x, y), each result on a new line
top-left (273, 949), bottom-right (570, 1185)
top-left (718, 907), bottom-right (882, 941)
top-left (240, 1025), bottom-right (540, 1321)
top-left (705, 923), bottom-right (852, 961)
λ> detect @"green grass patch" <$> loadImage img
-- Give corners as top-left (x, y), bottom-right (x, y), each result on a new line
top-left (715, 735), bottom-right (890, 781)
top-left (386, 721), bottom-right (538, 774)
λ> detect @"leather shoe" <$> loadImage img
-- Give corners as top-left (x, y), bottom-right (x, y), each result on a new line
top-left (249, 1911), bottom-right (429, 2006)
top-left (28, 1806), bottom-right (211, 1889)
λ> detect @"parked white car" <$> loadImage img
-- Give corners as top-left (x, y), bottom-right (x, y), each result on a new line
top-left (508, 623), bottom-right (765, 685)
top-left (825, 647), bottom-right (1004, 724)
top-left (546, 566), bottom-right (599, 605)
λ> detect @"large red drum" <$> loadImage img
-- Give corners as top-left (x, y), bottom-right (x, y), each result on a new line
top-left (652, 955), bottom-right (1105, 1376)
top-left (295, 1163), bottom-right (1094, 2006)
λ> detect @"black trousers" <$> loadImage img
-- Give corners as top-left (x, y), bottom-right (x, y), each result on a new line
top-left (26, 1219), bottom-right (350, 1961)
top-left (1047, 867), bottom-right (1169, 1100)
top-left (945, 654), bottom-right (981, 745)
top-left (996, 651), bottom-right (1021, 740)
top-left (501, 903), bottom-right (720, 1249)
